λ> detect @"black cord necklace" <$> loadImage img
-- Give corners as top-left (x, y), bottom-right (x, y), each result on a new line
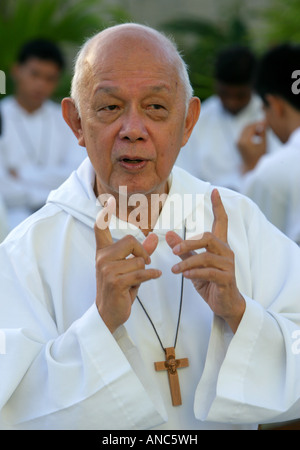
top-left (135, 223), bottom-right (189, 406)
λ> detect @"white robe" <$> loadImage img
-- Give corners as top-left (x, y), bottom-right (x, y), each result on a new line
top-left (0, 159), bottom-right (300, 430)
top-left (0, 96), bottom-right (86, 229)
top-left (242, 127), bottom-right (300, 245)
top-left (0, 195), bottom-right (8, 242)
top-left (175, 94), bottom-right (280, 191)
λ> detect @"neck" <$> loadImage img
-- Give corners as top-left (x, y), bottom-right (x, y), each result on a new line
top-left (95, 181), bottom-right (169, 236)
top-left (279, 102), bottom-right (300, 143)
top-left (287, 118), bottom-right (300, 138)
top-left (15, 94), bottom-right (43, 114)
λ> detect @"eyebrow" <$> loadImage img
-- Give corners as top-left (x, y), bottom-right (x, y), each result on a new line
top-left (93, 83), bottom-right (172, 96)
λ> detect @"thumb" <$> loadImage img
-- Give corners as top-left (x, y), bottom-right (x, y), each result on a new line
top-left (142, 233), bottom-right (159, 257)
top-left (94, 196), bottom-right (115, 249)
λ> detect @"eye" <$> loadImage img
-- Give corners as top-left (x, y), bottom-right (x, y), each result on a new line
top-left (149, 104), bottom-right (164, 110)
top-left (102, 105), bottom-right (119, 111)
top-left (96, 104), bottom-right (121, 123)
top-left (146, 103), bottom-right (168, 120)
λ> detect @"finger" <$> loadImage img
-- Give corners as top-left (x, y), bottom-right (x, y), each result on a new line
top-left (98, 234), bottom-right (152, 264)
top-left (108, 254), bottom-right (162, 276)
top-left (126, 233), bottom-right (158, 264)
top-left (211, 189), bottom-right (228, 243)
top-left (166, 230), bottom-right (200, 264)
top-left (94, 196), bottom-right (115, 249)
top-left (120, 267), bottom-right (162, 287)
top-left (168, 231), bottom-right (229, 257)
top-left (172, 251), bottom-right (229, 274)
top-left (103, 256), bottom-right (147, 276)
top-left (179, 267), bottom-right (228, 284)
top-left (252, 121), bottom-right (266, 145)
top-left (255, 120), bottom-right (266, 135)
top-left (142, 233), bottom-right (159, 258)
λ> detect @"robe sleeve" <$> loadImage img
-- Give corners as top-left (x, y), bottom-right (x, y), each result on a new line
top-left (194, 202), bottom-right (300, 425)
top-left (0, 196), bottom-right (8, 242)
top-left (0, 244), bottom-right (165, 430)
top-left (241, 150), bottom-right (294, 236)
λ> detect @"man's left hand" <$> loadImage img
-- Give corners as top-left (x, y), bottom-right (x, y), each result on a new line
top-left (166, 189), bottom-right (245, 333)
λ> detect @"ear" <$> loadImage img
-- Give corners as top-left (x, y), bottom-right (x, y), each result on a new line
top-left (265, 94), bottom-right (285, 118)
top-left (181, 97), bottom-right (201, 147)
top-left (61, 97), bottom-right (86, 147)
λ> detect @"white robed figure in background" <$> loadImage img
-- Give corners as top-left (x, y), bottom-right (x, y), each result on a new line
top-left (0, 39), bottom-right (85, 230)
top-left (242, 44), bottom-right (300, 246)
top-left (175, 45), bottom-right (280, 191)
top-left (0, 24), bottom-right (299, 430)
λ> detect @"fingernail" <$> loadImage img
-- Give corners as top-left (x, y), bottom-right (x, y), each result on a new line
top-left (173, 244), bottom-right (180, 255)
top-left (172, 263), bottom-right (180, 273)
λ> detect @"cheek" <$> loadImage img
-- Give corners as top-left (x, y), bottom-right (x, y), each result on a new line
top-left (82, 125), bottom-right (110, 168)
top-left (166, 120), bottom-right (186, 152)
top-left (156, 131), bottom-right (182, 173)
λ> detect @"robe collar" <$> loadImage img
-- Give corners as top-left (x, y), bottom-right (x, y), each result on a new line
top-left (47, 157), bottom-right (210, 241)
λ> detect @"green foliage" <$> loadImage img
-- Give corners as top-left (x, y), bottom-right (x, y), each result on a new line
top-left (0, 0), bottom-right (130, 99)
top-left (160, 15), bottom-right (251, 101)
top-left (260, 0), bottom-right (300, 46)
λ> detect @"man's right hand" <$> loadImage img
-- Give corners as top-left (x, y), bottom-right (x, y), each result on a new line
top-left (237, 121), bottom-right (267, 173)
top-left (94, 197), bottom-right (161, 333)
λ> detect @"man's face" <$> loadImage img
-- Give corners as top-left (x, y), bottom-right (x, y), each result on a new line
top-left (75, 36), bottom-right (198, 199)
top-left (13, 57), bottom-right (61, 109)
top-left (215, 81), bottom-right (252, 115)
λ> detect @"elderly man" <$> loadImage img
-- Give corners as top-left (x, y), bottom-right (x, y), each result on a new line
top-left (0, 23), bottom-right (299, 430)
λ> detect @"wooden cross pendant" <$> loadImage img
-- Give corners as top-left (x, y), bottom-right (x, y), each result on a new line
top-left (154, 347), bottom-right (189, 406)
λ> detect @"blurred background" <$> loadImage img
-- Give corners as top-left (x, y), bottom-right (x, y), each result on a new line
top-left (1, 0), bottom-right (300, 103)
top-left (1, 0), bottom-right (300, 430)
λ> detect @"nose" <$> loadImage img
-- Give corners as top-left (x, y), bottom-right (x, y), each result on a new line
top-left (119, 107), bottom-right (148, 142)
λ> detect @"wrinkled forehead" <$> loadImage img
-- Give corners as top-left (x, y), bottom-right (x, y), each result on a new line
top-left (85, 26), bottom-right (181, 84)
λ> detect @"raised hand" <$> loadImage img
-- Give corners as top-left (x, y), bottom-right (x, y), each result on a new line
top-left (237, 120), bottom-right (267, 173)
top-left (94, 197), bottom-right (161, 333)
top-left (165, 189), bottom-right (245, 333)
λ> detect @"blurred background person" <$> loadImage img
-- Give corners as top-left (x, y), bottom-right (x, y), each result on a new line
top-left (242, 43), bottom-right (300, 246)
top-left (0, 196), bottom-right (8, 243)
top-left (0, 38), bottom-right (86, 230)
top-left (175, 45), bottom-right (280, 191)
top-left (0, 109), bottom-right (9, 242)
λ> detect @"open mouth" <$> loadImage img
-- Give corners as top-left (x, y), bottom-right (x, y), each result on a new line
top-left (118, 157), bottom-right (148, 170)
top-left (122, 158), bottom-right (144, 163)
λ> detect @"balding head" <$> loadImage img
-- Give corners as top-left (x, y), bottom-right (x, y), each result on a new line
top-left (71, 23), bottom-right (193, 116)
